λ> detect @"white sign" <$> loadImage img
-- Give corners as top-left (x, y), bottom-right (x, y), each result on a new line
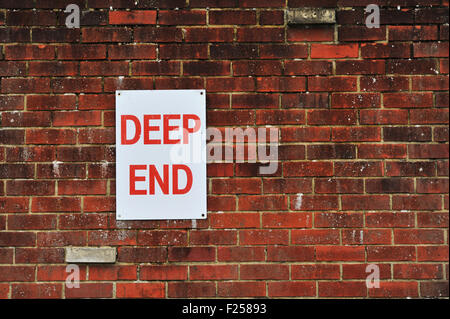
top-left (115, 90), bottom-right (206, 220)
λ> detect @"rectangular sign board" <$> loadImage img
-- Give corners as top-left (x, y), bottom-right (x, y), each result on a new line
top-left (115, 90), bottom-right (206, 220)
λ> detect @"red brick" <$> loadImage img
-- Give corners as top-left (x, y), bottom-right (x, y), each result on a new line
top-left (0, 248), bottom-right (13, 264)
top-left (237, 27), bottom-right (284, 42)
top-left (256, 77), bottom-right (306, 92)
top-left (233, 60), bottom-right (282, 76)
top-left (190, 265), bottom-right (238, 280)
top-left (308, 110), bottom-right (356, 125)
top-left (417, 212), bottom-right (449, 228)
top-left (311, 44), bottom-right (358, 58)
top-left (260, 10), bottom-right (284, 25)
top-left (240, 0), bottom-right (284, 7)
top-left (262, 213), bottom-right (312, 229)
top-left (1, 78), bottom-right (50, 94)
top-left (134, 27), bottom-right (182, 42)
top-left (414, 42), bottom-right (449, 57)
top-left (168, 247), bottom-right (215, 262)
top-left (366, 178), bottom-right (414, 193)
top-left (168, 282), bottom-right (215, 298)
top-left (32, 197), bottom-right (80, 212)
top-left (389, 26), bottom-right (438, 41)
top-left (12, 284), bottom-right (62, 299)
top-left (386, 161), bottom-right (436, 177)
top-left (140, 265), bottom-right (187, 281)
top-left (369, 282), bottom-right (418, 298)
top-left (80, 61), bottom-right (128, 76)
top-left (421, 282), bottom-right (449, 298)
top-left (308, 77), bottom-right (357, 92)
top-left (316, 246), bottom-right (365, 262)
top-left (116, 283), bottom-right (164, 298)
top-left (15, 248), bottom-right (63, 263)
top-left (410, 109), bottom-right (449, 124)
top-left (394, 264), bottom-right (443, 280)
top-left (394, 229), bottom-right (444, 244)
top-left (315, 212), bottom-right (364, 227)
top-left (8, 215), bottom-right (56, 231)
top-left (108, 44), bottom-right (156, 59)
top-left (209, 213), bottom-right (258, 229)
top-left (361, 76), bottom-right (409, 92)
top-left (409, 144), bottom-right (449, 159)
top-left (384, 93), bottom-right (433, 108)
top-left (339, 26), bottom-right (386, 41)
top-left (342, 195), bottom-right (390, 210)
top-left (88, 230), bottom-right (136, 246)
top-left (267, 246), bottom-right (315, 262)
top-left (285, 61), bottom-right (332, 75)
top-left (0, 197), bottom-right (29, 213)
top-left (319, 282), bottom-right (366, 297)
top-left (359, 144), bottom-right (406, 159)
top-left (307, 144), bottom-right (356, 160)
top-left (332, 93), bottom-right (381, 109)
top-left (292, 264), bottom-right (340, 280)
top-left (284, 162), bottom-right (333, 177)
top-left (218, 246), bottom-right (265, 262)
top-left (418, 246), bottom-right (449, 261)
top-left (387, 59), bottom-right (437, 75)
top-left (239, 229), bottom-right (288, 245)
top-left (32, 28), bottom-right (79, 43)
top-left (288, 25), bottom-right (334, 42)
top-left (281, 127), bottom-right (330, 142)
top-left (343, 229), bottom-right (392, 245)
top-left (367, 246), bottom-right (416, 262)
top-left (361, 43), bottom-right (411, 58)
top-left (57, 44), bottom-right (106, 60)
top-left (241, 264), bottom-right (288, 280)
top-left (292, 229), bottom-right (340, 245)
top-left (260, 44), bottom-right (308, 59)
top-left (185, 28), bottom-right (234, 42)
top-left (239, 195), bottom-right (287, 211)
top-left (159, 10), bottom-right (206, 25)
top-left (210, 44), bottom-right (258, 59)
top-left (0, 266), bottom-right (34, 281)
top-left (412, 75), bottom-right (449, 91)
top-left (268, 282), bottom-right (315, 297)
top-left (58, 180), bottom-right (107, 195)
top-left (218, 282), bottom-right (265, 297)
top-left (263, 178), bottom-right (312, 194)
top-left (37, 231), bottom-right (85, 247)
top-left (336, 60), bottom-right (385, 75)
top-left (66, 283), bottom-right (113, 299)
top-left (89, 266), bottom-right (137, 281)
top-left (109, 10), bottom-right (156, 25)
top-left (5, 44), bottom-right (54, 60)
top-left (82, 27), bottom-right (132, 42)
top-left (118, 247), bottom-right (167, 263)
top-left (209, 10), bottom-right (256, 25)
top-left (132, 61), bottom-right (180, 76)
top-left (59, 214), bottom-right (109, 230)
top-left (137, 230), bottom-right (187, 246)
top-left (417, 178), bottom-right (449, 193)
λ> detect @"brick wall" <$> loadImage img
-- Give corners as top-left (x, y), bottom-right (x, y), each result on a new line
top-left (0, 0), bottom-right (448, 299)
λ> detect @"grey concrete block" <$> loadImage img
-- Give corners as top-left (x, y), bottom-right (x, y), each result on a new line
top-left (287, 8), bottom-right (336, 25)
top-left (65, 247), bottom-right (116, 263)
